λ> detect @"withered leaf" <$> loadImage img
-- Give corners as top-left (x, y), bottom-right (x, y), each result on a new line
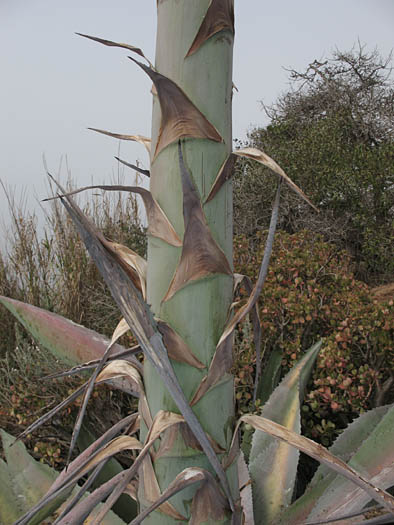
top-left (190, 331), bottom-right (233, 406)
top-left (192, 184), bottom-right (281, 404)
top-left (76, 32), bottom-right (153, 68)
top-left (186, 0), bottom-right (235, 58)
top-left (114, 156), bottom-right (150, 177)
top-left (157, 320), bottom-right (205, 369)
top-left (88, 127), bottom-right (151, 153)
top-left (233, 415), bottom-right (394, 517)
top-left (106, 242), bottom-right (147, 299)
top-left (44, 184), bottom-right (182, 248)
top-left (132, 467), bottom-right (228, 525)
top-left (190, 470), bottom-right (229, 525)
top-left (163, 143), bottom-right (232, 302)
top-left (234, 147), bottom-right (318, 212)
top-left (129, 58), bottom-right (223, 160)
top-left (139, 454), bottom-right (187, 521)
top-left (205, 153), bottom-right (237, 203)
top-left (97, 359), bottom-right (153, 428)
top-left (48, 176), bottom-right (234, 513)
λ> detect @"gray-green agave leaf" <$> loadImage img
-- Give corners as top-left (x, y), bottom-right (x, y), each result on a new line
top-left (248, 341), bottom-right (322, 524)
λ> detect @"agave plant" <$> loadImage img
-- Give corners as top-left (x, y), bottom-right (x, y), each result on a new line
top-left (1, 1), bottom-right (394, 524)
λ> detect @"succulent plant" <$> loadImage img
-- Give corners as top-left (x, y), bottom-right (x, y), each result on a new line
top-left (1, 2), bottom-right (394, 524)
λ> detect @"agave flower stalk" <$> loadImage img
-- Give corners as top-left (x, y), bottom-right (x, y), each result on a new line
top-left (142, 0), bottom-right (237, 521)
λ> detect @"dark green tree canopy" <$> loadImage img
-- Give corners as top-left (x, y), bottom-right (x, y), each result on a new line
top-left (234, 44), bottom-right (394, 283)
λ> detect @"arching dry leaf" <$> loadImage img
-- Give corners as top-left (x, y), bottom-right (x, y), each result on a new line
top-left (88, 127), bottom-right (151, 153)
top-left (97, 359), bottom-right (153, 428)
top-left (163, 144), bottom-right (232, 302)
top-left (76, 32), bottom-right (153, 68)
top-left (90, 411), bottom-right (192, 524)
top-left (186, 0), bottom-right (235, 58)
top-left (129, 58), bottom-right (223, 160)
top-left (228, 415), bottom-right (394, 517)
top-left (138, 454), bottom-right (187, 521)
top-left (234, 147), bottom-right (318, 211)
top-left (106, 243), bottom-right (147, 299)
top-left (48, 176), bottom-right (234, 513)
top-left (114, 156), bottom-right (150, 177)
top-left (157, 320), bottom-right (205, 369)
top-left (205, 153), bottom-right (237, 203)
top-left (44, 184), bottom-right (182, 247)
top-left (110, 318), bottom-right (132, 345)
top-left (131, 467), bottom-right (229, 525)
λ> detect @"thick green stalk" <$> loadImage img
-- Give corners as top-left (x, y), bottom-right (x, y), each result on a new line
top-left (141, 1), bottom-right (237, 522)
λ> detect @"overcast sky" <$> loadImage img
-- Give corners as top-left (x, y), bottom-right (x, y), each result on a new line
top-left (1, 0), bottom-right (393, 232)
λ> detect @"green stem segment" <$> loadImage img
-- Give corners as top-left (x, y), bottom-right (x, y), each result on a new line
top-left (141, 1), bottom-right (237, 522)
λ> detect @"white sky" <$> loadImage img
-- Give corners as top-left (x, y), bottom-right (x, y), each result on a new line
top-left (0, 0), bottom-right (393, 231)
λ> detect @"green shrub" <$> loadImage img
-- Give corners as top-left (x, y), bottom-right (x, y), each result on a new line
top-left (234, 230), bottom-right (394, 445)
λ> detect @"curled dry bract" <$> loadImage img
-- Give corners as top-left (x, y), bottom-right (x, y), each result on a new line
top-left (44, 184), bottom-right (182, 247)
top-left (186, 0), bottom-right (235, 58)
top-left (76, 32), bottom-right (153, 68)
top-left (88, 127), bottom-right (151, 153)
top-left (163, 143), bottom-right (232, 302)
top-left (157, 320), bottom-right (206, 369)
top-left (129, 58), bottom-right (223, 160)
top-left (234, 147), bottom-right (318, 211)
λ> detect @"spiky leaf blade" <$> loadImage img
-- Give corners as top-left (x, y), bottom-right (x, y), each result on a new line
top-left (282, 404), bottom-right (394, 524)
top-left (0, 296), bottom-right (123, 366)
top-left (248, 341), bottom-right (322, 524)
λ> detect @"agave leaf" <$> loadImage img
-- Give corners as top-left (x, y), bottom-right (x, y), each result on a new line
top-left (163, 142), bottom-right (232, 302)
top-left (14, 415), bottom-right (136, 525)
top-left (256, 345), bottom-right (283, 405)
top-left (52, 178), bottom-right (234, 511)
top-left (0, 458), bottom-right (21, 524)
top-left (1, 429), bottom-right (70, 525)
top-left (115, 156), bottom-right (150, 177)
top-left (186, 0), bottom-right (235, 58)
top-left (0, 295), bottom-right (124, 366)
top-left (129, 58), bottom-right (223, 160)
top-left (44, 182), bottom-right (182, 247)
top-left (157, 319), bottom-right (206, 369)
top-left (88, 127), bottom-right (151, 153)
top-left (191, 182), bottom-right (281, 405)
top-left (233, 147), bottom-right (318, 212)
top-left (248, 341), bottom-right (322, 524)
top-left (76, 32), bottom-right (153, 68)
top-left (283, 404), bottom-right (394, 524)
top-left (230, 415), bottom-right (394, 517)
top-left (237, 452), bottom-right (255, 525)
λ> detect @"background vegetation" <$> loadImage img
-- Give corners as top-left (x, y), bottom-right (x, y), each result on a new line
top-left (234, 44), bottom-right (394, 284)
top-left (1, 44), bottom-right (393, 475)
